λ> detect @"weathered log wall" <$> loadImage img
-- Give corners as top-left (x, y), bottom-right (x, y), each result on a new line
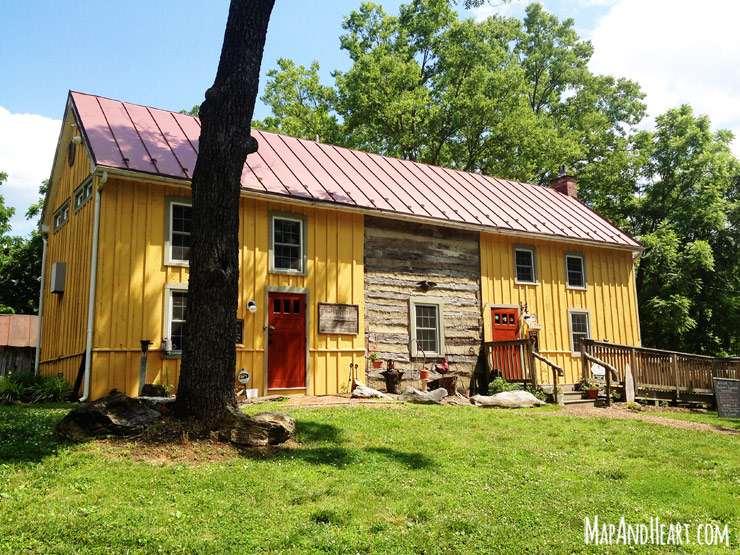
top-left (0, 347), bottom-right (35, 377)
top-left (364, 216), bottom-right (482, 382)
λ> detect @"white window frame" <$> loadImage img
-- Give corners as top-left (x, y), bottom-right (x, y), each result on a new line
top-left (73, 177), bottom-right (94, 213)
top-left (513, 244), bottom-right (538, 285)
top-left (164, 197), bottom-right (192, 267)
top-left (409, 296), bottom-right (446, 357)
top-left (53, 198), bottom-right (71, 233)
top-left (565, 252), bottom-right (587, 290)
top-left (568, 308), bottom-right (591, 356)
top-left (269, 212), bottom-right (308, 275)
top-left (163, 282), bottom-right (188, 357)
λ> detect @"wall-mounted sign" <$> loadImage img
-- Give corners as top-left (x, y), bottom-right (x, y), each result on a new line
top-left (713, 378), bottom-right (740, 419)
top-left (528, 323), bottom-right (542, 330)
top-left (237, 369), bottom-right (251, 385)
top-left (528, 330), bottom-right (539, 353)
top-left (318, 303), bottom-right (359, 335)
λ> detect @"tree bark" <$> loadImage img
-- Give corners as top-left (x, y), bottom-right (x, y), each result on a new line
top-left (175, 0), bottom-right (275, 426)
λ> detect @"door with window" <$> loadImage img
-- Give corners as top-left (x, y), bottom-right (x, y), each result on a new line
top-left (267, 292), bottom-right (306, 389)
top-left (490, 306), bottom-right (523, 380)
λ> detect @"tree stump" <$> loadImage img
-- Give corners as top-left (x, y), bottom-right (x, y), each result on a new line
top-left (381, 368), bottom-right (404, 394)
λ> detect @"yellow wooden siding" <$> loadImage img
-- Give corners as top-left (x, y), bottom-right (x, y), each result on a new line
top-left (38, 136), bottom-right (95, 383)
top-left (480, 232), bottom-right (640, 384)
top-left (88, 179), bottom-right (364, 399)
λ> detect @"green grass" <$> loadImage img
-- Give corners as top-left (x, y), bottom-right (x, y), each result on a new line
top-left (1, 402), bottom-right (739, 553)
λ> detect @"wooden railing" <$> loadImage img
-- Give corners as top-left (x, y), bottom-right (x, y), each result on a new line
top-left (580, 339), bottom-right (740, 401)
top-left (483, 339), bottom-right (563, 403)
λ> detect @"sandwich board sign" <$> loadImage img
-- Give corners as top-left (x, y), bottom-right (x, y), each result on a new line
top-left (713, 378), bottom-right (740, 419)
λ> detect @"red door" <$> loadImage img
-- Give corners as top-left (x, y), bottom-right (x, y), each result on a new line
top-left (267, 292), bottom-right (306, 389)
top-left (491, 307), bottom-right (522, 380)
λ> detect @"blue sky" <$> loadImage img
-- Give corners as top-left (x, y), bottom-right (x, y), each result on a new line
top-left (1, 0), bottom-right (738, 237)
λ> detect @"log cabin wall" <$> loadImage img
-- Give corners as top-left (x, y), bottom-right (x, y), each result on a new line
top-left (364, 216), bottom-right (482, 383)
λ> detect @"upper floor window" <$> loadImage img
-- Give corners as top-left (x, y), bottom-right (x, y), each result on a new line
top-left (569, 309), bottom-right (591, 355)
top-left (409, 297), bottom-right (446, 356)
top-left (74, 178), bottom-right (94, 212)
top-left (53, 199), bottom-right (70, 233)
top-left (565, 252), bottom-right (587, 289)
top-left (514, 245), bottom-right (537, 284)
top-left (270, 212), bottom-right (307, 275)
top-left (165, 197), bottom-right (192, 266)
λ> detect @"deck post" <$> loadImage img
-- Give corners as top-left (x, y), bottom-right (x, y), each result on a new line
top-left (673, 355), bottom-right (680, 403)
top-left (527, 339), bottom-right (538, 389)
top-left (630, 347), bottom-right (637, 385)
top-left (605, 363), bottom-right (612, 407)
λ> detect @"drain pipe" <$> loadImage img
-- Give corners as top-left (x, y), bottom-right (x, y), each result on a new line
top-left (34, 232), bottom-right (49, 376)
top-left (80, 170), bottom-right (107, 402)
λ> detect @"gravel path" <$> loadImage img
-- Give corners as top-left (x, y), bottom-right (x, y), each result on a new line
top-left (556, 404), bottom-right (740, 435)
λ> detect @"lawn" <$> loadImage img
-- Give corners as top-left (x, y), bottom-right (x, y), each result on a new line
top-left (1, 402), bottom-right (738, 553)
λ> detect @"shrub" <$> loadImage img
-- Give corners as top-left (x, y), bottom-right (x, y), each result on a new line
top-left (488, 377), bottom-right (522, 396)
top-left (0, 373), bottom-right (73, 404)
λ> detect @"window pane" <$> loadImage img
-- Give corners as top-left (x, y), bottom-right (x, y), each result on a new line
top-left (273, 218), bottom-right (303, 271)
top-left (515, 250), bottom-right (534, 282)
top-left (274, 219), bottom-right (301, 245)
top-left (415, 305), bottom-right (439, 353)
top-left (172, 204), bottom-right (192, 233)
top-left (567, 256), bottom-right (584, 287)
top-left (273, 299), bottom-right (280, 313)
top-left (235, 321), bottom-right (243, 344)
top-left (170, 292), bottom-right (187, 351)
top-left (570, 312), bottom-right (589, 352)
top-left (284, 299), bottom-right (291, 313)
top-left (274, 244), bottom-right (301, 271)
top-left (417, 329), bottom-right (437, 353)
top-left (293, 300), bottom-right (301, 314)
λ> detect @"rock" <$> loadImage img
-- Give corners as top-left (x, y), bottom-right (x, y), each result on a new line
top-left (244, 395), bottom-right (287, 405)
top-left (56, 392), bottom-right (162, 441)
top-left (471, 390), bottom-right (546, 408)
top-left (351, 384), bottom-right (392, 400)
top-left (218, 406), bottom-right (296, 446)
top-left (140, 383), bottom-right (167, 397)
top-left (399, 386), bottom-right (448, 404)
top-left (539, 385), bottom-right (564, 405)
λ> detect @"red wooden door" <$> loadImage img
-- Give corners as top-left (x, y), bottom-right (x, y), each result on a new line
top-left (491, 307), bottom-right (522, 380)
top-left (267, 292), bottom-right (306, 389)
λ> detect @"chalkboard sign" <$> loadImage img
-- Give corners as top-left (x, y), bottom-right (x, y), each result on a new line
top-left (713, 378), bottom-right (740, 419)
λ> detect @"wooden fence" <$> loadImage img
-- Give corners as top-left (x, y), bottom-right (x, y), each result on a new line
top-left (580, 339), bottom-right (740, 401)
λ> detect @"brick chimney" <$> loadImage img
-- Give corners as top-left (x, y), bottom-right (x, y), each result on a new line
top-left (550, 165), bottom-right (578, 199)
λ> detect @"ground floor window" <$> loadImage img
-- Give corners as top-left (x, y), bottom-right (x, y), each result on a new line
top-left (409, 297), bottom-right (445, 356)
top-left (164, 286), bottom-right (188, 353)
top-left (568, 309), bottom-right (591, 355)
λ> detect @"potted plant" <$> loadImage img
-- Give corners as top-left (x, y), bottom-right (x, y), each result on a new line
top-left (581, 381), bottom-right (600, 399)
top-left (367, 345), bottom-right (382, 368)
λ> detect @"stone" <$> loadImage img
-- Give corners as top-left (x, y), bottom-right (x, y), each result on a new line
top-left (218, 405), bottom-right (296, 446)
top-left (399, 386), bottom-right (448, 404)
top-left (539, 385), bottom-right (564, 405)
top-left (351, 384), bottom-right (392, 400)
top-left (140, 383), bottom-right (167, 397)
top-left (624, 363), bottom-right (635, 403)
top-left (56, 392), bottom-right (162, 441)
top-left (471, 390), bottom-right (546, 408)
top-left (244, 395), bottom-right (287, 405)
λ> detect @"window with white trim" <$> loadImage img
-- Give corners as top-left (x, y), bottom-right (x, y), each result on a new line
top-left (270, 213), bottom-right (307, 274)
top-left (569, 309), bottom-right (591, 355)
top-left (53, 199), bottom-right (70, 233)
top-left (514, 245), bottom-right (537, 284)
top-left (73, 178), bottom-right (94, 212)
top-left (565, 252), bottom-right (586, 289)
top-left (169, 290), bottom-right (188, 352)
top-left (165, 198), bottom-right (192, 265)
top-left (409, 297), bottom-right (445, 356)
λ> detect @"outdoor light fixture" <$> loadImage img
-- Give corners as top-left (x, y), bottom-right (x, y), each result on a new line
top-left (247, 300), bottom-right (257, 313)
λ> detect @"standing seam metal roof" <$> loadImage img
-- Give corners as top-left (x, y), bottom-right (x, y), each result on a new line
top-left (69, 91), bottom-right (640, 249)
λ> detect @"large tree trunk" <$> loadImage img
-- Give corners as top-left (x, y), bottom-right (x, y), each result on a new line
top-left (175, 0), bottom-right (275, 426)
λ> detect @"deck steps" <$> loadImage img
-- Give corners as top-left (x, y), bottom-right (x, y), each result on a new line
top-left (560, 385), bottom-right (597, 406)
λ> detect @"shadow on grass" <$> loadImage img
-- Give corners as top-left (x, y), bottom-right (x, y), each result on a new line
top-left (0, 405), bottom-right (72, 463)
top-left (295, 421), bottom-right (343, 443)
top-left (365, 446), bottom-right (434, 469)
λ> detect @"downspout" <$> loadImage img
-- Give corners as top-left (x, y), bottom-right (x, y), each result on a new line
top-left (34, 232), bottom-right (48, 376)
top-left (80, 170), bottom-right (107, 402)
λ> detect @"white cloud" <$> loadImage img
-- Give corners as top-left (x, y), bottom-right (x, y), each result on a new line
top-left (0, 107), bottom-right (61, 237)
top-left (589, 0), bottom-right (740, 156)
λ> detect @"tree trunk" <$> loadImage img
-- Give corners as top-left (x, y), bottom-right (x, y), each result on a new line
top-left (175, 0), bottom-right (275, 426)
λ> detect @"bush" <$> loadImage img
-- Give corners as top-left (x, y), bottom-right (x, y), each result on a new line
top-left (0, 373), bottom-right (73, 404)
top-left (487, 377), bottom-right (522, 395)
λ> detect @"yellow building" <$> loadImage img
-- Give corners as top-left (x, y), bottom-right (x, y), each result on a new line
top-left (37, 92), bottom-right (641, 399)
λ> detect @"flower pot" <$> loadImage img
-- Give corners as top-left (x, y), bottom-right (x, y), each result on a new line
top-left (420, 369), bottom-right (429, 380)
top-left (371, 360), bottom-right (383, 369)
top-left (586, 389), bottom-right (599, 399)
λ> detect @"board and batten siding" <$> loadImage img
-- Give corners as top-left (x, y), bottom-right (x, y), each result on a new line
top-left (364, 216), bottom-right (482, 381)
top-left (88, 177), bottom-right (365, 400)
top-left (480, 232), bottom-right (641, 384)
top-left (38, 124), bottom-right (96, 384)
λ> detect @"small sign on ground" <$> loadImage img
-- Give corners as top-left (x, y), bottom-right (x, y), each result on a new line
top-left (713, 378), bottom-right (740, 418)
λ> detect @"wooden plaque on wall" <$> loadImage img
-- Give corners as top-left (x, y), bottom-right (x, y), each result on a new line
top-left (318, 303), bottom-right (359, 335)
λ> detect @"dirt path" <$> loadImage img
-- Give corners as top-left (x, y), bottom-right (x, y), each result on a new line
top-left (555, 404), bottom-right (740, 435)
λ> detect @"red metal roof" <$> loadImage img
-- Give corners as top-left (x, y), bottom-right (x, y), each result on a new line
top-left (0, 315), bottom-right (38, 348)
top-left (69, 91), bottom-right (640, 249)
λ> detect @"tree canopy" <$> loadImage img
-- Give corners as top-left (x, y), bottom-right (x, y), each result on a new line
top-left (249, 1), bottom-right (740, 356)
